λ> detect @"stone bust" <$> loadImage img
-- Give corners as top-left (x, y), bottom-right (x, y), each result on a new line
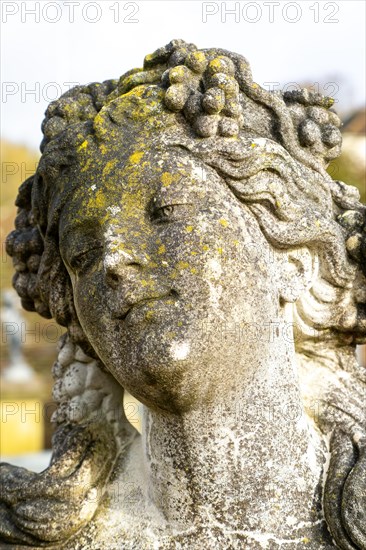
top-left (1, 40), bottom-right (365, 549)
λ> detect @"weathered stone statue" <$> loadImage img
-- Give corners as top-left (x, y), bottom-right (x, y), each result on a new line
top-left (1, 40), bottom-right (365, 549)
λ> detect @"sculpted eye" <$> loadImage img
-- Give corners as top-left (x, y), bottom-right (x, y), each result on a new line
top-left (68, 246), bottom-right (102, 273)
top-left (160, 205), bottom-right (175, 216)
top-left (153, 205), bottom-right (175, 222)
top-left (150, 203), bottom-right (192, 224)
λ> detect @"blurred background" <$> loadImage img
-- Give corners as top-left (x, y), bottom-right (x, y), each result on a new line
top-left (1, 0), bottom-right (365, 467)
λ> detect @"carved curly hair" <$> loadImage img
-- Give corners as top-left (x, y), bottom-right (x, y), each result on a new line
top-left (3, 40), bottom-right (366, 548)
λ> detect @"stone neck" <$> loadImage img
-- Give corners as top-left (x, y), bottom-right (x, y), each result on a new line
top-left (140, 336), bottom-right (324, 539)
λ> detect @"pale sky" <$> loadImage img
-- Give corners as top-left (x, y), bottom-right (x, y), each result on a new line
top-left (1, 0), bottom-right (365, 151)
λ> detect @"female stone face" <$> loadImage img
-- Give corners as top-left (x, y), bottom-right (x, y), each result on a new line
top-left (59, 132), bottom-right (283, 412)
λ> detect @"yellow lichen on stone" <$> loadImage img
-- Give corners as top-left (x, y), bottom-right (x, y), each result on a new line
top-left (103, 159), bottom-right (118, 177)
top-left (161, 172), bottom-right (173, 187)
top-left (219, 218), bottom-right (228, 227)
top-left (158, 245), bottom-right (166, 254)
top-left (129, 151), bottom-right (144, 165)
top-left (81, 159), bottom-right (92, 173)
top-left (78, 140), bottom-right (89, 152)
top-left (176, 261), bottom-right (190, 270)
top-left (209, 58), bottom-right (224, 71)
top-left (87, 189), bottom-right (106, 210)
top-left (194, 51), bottom-right (205, 63)
top-left (170, 66), bottom-right (186, 80)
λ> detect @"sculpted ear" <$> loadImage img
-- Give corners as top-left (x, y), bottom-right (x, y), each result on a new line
top-left (279, 247), bottom-right (316, 303)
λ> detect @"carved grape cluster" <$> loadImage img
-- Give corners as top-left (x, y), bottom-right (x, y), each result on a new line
top-left (5, 176), bottom-right (49, 317)
top-left (52, 335), bottom-right (125, 447)
top-left (284, 89), bottom-right (342, 165)
top-left (338, 209), bottom-right (366, 277)
top-left (329, 180), bottom-right (366, 339)
top-left (158, 46), bottom-right (243, 137)
top-left (40, 80), bottom-right (117, 151)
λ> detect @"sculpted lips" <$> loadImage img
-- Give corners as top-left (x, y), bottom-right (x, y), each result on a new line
top-left (112, 289), bottom-right (179, 320)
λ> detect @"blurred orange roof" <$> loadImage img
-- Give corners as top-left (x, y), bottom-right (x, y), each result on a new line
top-left (342, 108), bottom-right (366, 135)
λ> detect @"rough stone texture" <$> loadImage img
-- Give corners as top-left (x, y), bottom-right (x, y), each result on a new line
top-left (1, 40), bottom-right (366, 549)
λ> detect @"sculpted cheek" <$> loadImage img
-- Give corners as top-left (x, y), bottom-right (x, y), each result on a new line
top-left (73, 275), bottom-right (107, 331)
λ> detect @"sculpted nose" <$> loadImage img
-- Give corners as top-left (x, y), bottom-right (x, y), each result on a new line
top-left (104, 248), bottom-right (147, 289)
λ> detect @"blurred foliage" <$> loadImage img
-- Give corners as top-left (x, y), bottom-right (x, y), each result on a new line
top-left (1, 141), bottom-right (39, 290)
top-left (1, 140), bottom-right (58, 382)
top-left (328, 150), bottom-right (366, 204)
top-left (1, 141), bottom-right (58, 448)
